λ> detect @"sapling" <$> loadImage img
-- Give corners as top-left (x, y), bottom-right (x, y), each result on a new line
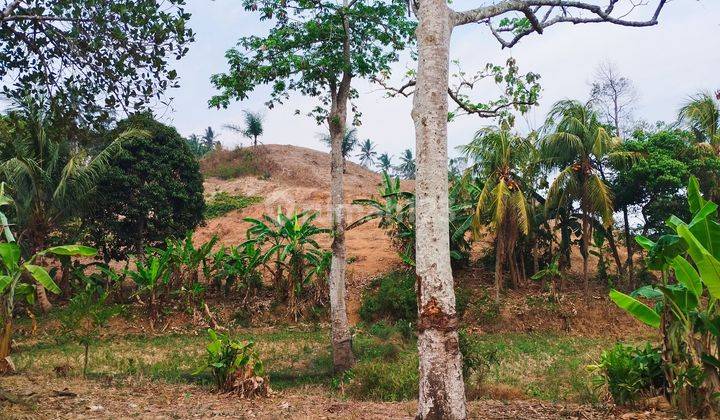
top-left (58, 287), bottom-right (121, 377)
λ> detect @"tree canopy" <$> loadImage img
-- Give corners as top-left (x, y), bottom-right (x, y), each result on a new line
top-left (0, 0), bottom-right (194, 116)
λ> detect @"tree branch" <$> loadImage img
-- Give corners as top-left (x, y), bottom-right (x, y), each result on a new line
top-left (452, 0), bottom-right (668, 46)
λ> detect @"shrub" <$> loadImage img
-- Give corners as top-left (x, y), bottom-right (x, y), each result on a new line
top-left (200, 147), bottom-right (273, 179)
top-left (204, 192), bottom-right (261, 219)
top-left (86, 113), bottom-right (205, 260)
top-left (359, 270), bottom-right (417, 323)
top-left (196, 329), bottom-right (269, 397)
top-left (589, 343), bottom-right (665, 405)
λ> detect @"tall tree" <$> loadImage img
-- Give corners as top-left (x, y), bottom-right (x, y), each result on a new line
top-left (0, 0), bottom-right (193, 116)
top-left (409, 1), bottom-right (667, 417)
top-left (589, 63), bottom-right (638, 284)
top-left (397, 149), bottom-right (416, 179)
top-left (357, 139), bottom-right (377, 168)
top-left (679, 91), bottom-right (720, 153)
top-left (542, 100), bottom-right (633, 294)
top-left (0, 98), bottom-right (139, 311)
top-left (210, 0), bottom-right (413, 372)
top-left (202, 127), bottom-right (219, 150)
top-left (378, 152), bottom-right (393, 173)
top-left (461, 128), bottom-right (532, 302)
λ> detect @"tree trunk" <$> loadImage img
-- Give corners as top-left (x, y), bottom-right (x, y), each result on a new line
top-left (0, 319), bottom-right (12, 373)
top-left (35, 283), bottom-right (52, 313)
top-left (622, 205), bottom-right (634, 288)
top-left (412, 2), bottom-right (466, 418)
top-left (327, 1), bottom-right (354, 372)
top-left (605, 227), bottom-right (625, 279)
top-left (494, 237), bottom-right (503, 303)
top-left (581, 210), bottom-right (590, 297)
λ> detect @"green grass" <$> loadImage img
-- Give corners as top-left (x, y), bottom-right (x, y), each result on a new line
top-left (12, 324), bottom-right (642, 404)
top-left (204, 191), bottom-right (261, 219)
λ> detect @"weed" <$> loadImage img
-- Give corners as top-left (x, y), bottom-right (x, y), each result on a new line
top-left (204, 192), bottom-right (261, 219)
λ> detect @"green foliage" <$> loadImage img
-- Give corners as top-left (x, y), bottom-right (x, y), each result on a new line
top-left (0, 0), bottom-right (194, 116)
top-left (213, 243), bottom-right (267, 299)
top-left (359, 270), bottom-right (417, 323)
top-left (58, 286), bottom-right (121, 377)
top-left (319, 128), bottom-right (359, 159)
top-left (611, 176), bottom-right (720, 416)
top-left (245, 209), bottom-right (331, 320)
top-left (204, 192), bottom-right (261, 220)
top-left (197, 329), bottom-right (269, 396)
top-left (86, 113), bottom-right (205, 260)
top-left (209, 0), bottom-right (414, 125)
top-left (0, 98), bottom-right (141, 254)
top-left (346, 353), bottom-right (418, 401)
top-left (613, 128), bottom-right (720, 236)
top-left (589, 343), bottom-right (664, 405)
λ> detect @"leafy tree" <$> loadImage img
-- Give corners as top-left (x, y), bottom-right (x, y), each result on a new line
top-left (397, 149), bottom-right (416, 180)
top-left (0, 98), bottom-right (138, 311)
top-left (378, 153), bottom-right (393, 173)
top-left (461, 127), bottom-right (533, 301)
top-left (541, 100), bottom-right (631, 294)
top-left (357, 139), bottom-right (377, 168)
top-left (409, 0), bottom-right (668, 415)
top-left (613, 128), bottom-right (720, 241)
top-left (85, 113), bottom-right (205, 261)
top-left (0, 0), bottom-right (194, 116)
top-left (208, 0), bottom-right (413, 372)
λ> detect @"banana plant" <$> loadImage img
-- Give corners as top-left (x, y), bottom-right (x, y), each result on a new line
top-left (126, 250), bottom-right (171, 323)
top-left (610, 177), bottom-right (720, 417)
top-left (245, 208), bottom-right (330, 320)
top-left (222, 242), bottom-right (267, 301)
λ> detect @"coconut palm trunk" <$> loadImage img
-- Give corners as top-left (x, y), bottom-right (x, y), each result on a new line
top-left (412, 1), bottom-right (466, 417)
top-left (581, 208), bottom-right (590, 296)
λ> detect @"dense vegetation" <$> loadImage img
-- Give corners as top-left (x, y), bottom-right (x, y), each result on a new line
top-left (1, 0), bottom-right (716, 417)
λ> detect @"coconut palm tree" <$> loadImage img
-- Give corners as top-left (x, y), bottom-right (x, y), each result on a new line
top-left (357, 139), bottom-right (377, 168)
top-left (541, 100), bottom-right (629, 295)
top-left (202, 127), bottom-right (220, 150)
top-left (397, 149), bottom-right (416, 179)
top-left (378, 153), bottom-right (392, 174)
top-left (226, 111), bottom-right (264, 147)
top-left (0, 98), bottom-right (142, 311)
top-left (319, 128), bottom-right (359, 172)
top-left (679, 91), bottom-right (720, 152)
top-left (461, 127), bottom-right (532, 301)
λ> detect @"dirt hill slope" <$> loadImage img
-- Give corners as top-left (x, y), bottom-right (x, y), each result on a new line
top-left (197, 145), bottom-right (406, 321)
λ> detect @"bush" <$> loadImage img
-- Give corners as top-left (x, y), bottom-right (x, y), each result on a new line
top-left (204, 192), bottom-right (261, 219)
top-left (359, 270), bottom-right (416, 323)
top-left (86, 113), bottom-right (205, 260)
top-left (196, 329), bottom-right (269, 397)
top-left (200, 148), bottom-right (273, 179)
top-left (346, 353), bottom-right (419, 401)
top-left (589, 343), bottom-right (665, 405)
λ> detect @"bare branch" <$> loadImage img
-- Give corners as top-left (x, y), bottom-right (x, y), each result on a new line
top-left (452, 0), bottom-right (668, 48)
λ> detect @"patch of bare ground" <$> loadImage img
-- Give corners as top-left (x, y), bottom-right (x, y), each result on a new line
top-left (1, 374), bottom-right (669, 419)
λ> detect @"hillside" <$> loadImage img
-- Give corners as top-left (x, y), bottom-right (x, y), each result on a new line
top-left (197, 145), bottom-right (408, 322)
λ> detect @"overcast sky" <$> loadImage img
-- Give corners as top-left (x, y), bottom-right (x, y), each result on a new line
top-left (164, 0), bottom-right (719, 162)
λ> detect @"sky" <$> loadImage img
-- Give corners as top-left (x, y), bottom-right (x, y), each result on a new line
top-left (164, 0), bottom-right (720, 163)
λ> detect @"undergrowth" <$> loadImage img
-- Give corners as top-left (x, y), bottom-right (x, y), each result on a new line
top-left (204, 191), bottom-right (261, 219)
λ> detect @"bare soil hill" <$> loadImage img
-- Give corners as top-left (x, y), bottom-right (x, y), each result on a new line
top-left (197, 145), bottom-right (408, 322)
top-left (194, 145), bottom-right (650, 338)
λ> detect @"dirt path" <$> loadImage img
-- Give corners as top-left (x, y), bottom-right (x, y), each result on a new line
top-left (1, 374), bottom-right (666, 419)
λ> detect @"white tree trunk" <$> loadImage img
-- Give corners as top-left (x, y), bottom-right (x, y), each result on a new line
top-left (412, 1), bottom-right (466, 418)
top-left (329, 118), bottom-right (354, 371)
